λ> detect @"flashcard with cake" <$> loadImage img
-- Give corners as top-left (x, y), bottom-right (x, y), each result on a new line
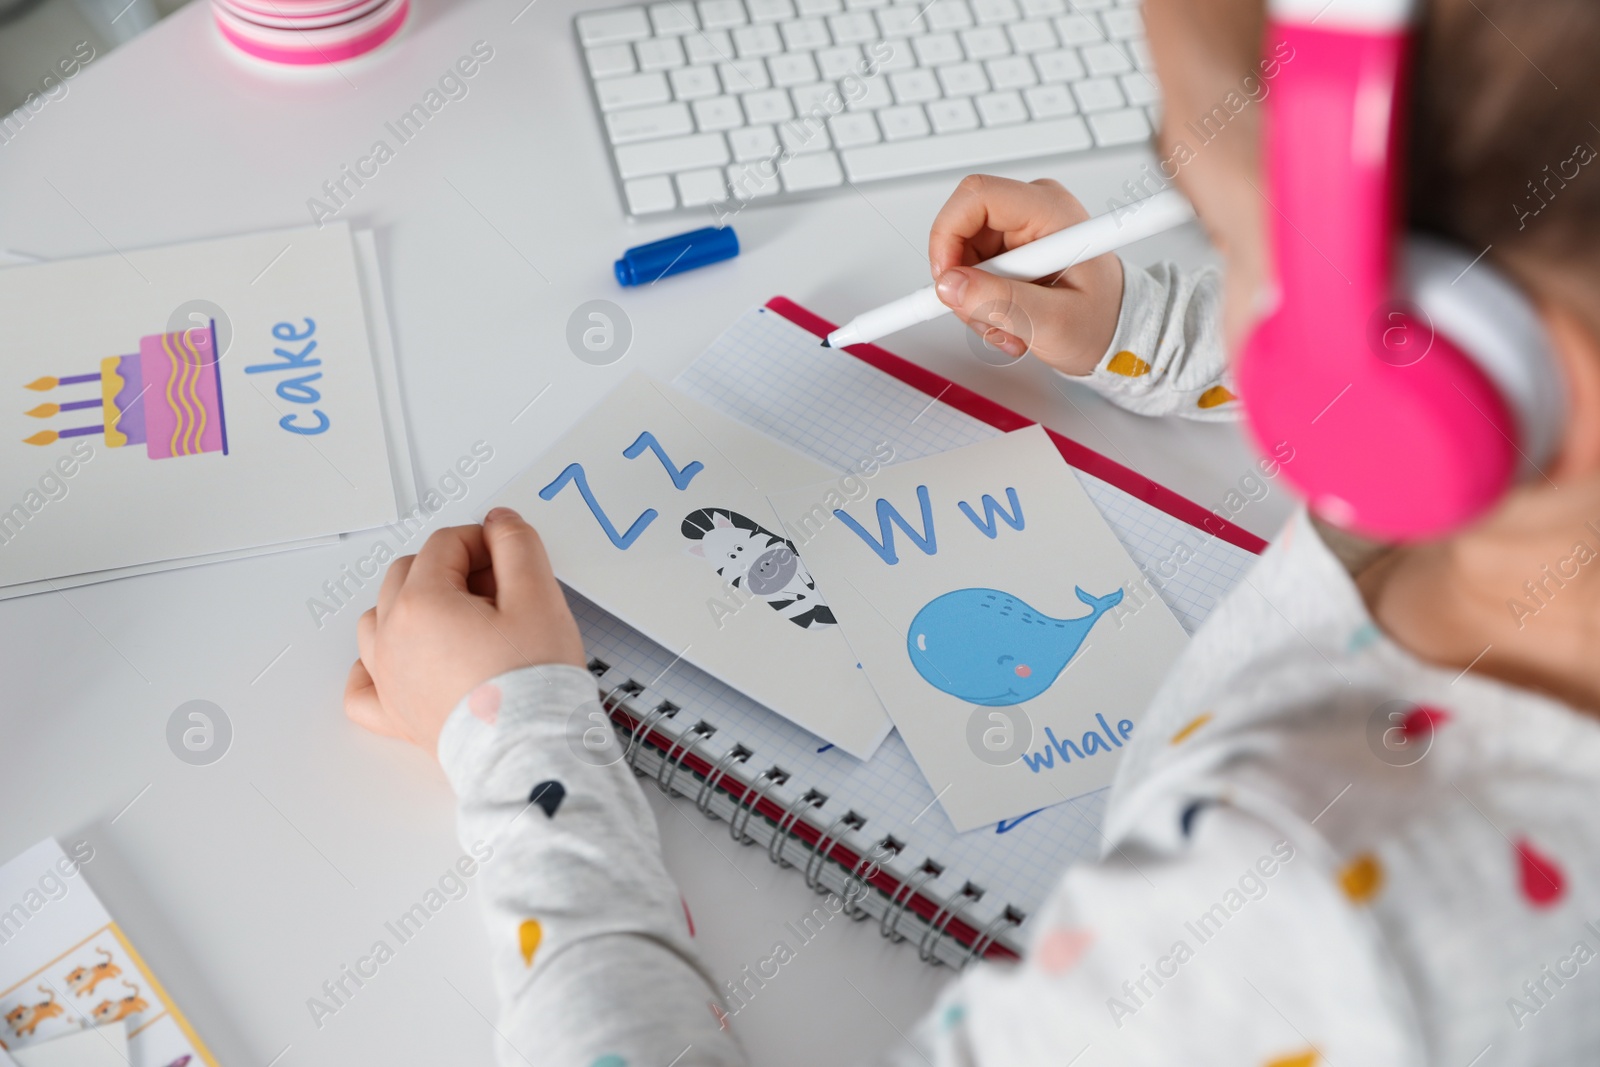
top-left (0, 840), bottom-right (217, 1067)
top-left (23, 325), bottom-right (228, 460)
top-left (0, 223), bottom-right (403, 588)
top-left (493, 374), bottom-right (892, 758)
top-left (767, 426), bottom-right (1191, 832)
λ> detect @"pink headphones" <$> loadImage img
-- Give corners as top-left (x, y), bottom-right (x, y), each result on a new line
top-left (1236, 0), bottom-right (1563, 541)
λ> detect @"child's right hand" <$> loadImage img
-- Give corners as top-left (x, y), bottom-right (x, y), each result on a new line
top-left (929, 175), bottom-right (1125, 375)
top-left (342, 507), bottom-right (586, 754)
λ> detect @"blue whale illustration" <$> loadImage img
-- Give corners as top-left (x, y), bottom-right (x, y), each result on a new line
top-left (906, 586), bottom-right (1124, 706)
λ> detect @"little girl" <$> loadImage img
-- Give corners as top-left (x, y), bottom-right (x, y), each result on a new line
top-left (344, 0), bottom-right (1600, 1061)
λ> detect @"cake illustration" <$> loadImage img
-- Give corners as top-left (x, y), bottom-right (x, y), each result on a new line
top-left (23, 322), bottom-right (229, 459)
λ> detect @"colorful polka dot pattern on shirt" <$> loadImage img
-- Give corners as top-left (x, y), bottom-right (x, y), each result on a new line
top-left (1339, 854), bottom-right (1383, 904)
top-left (469, 682), bottom-right (502, 725)
top-left (1515, 838), bottom-right (1567, 907)
top-left (1105, 350), bottom-right (1151, 377)
top-left (519, 918), bottom-right (542, 967)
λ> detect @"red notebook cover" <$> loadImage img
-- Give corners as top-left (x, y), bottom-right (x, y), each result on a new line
top-left (764, 296), bottom-right (1268, 556)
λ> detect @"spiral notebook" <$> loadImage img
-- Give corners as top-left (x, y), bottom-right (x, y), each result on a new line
top-left (576, 298), bottom-right (1266, 969)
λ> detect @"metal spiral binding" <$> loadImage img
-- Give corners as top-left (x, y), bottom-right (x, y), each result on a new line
top-left (586, 660), bottom-right (1025, 968)
top-left (768, 789), bottom-right (823, 868)
top-left (657, 719), bottom-right (710, 797)
top-left (695, 744), bottom-right (749, 816)
top-left (960, 908), bottom-right (1022, 970)
top-left (880, 862), bottom-right (940, 943)
top-left (805, 811), bottom-right (862, 892)
top-left (919, 883), bottom-right (981, 964)
top-left (728, 767), bottom-right (786, 845)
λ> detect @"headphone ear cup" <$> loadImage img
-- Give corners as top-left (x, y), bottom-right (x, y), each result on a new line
top-left (1404, 237), bottom-right (1566, 473)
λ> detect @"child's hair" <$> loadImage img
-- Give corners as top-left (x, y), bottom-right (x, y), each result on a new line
top-left (1409, 0), bottom-right (1600, 277)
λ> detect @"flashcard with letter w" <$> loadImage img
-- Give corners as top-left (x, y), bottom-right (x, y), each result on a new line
top-left (493, 375), bottom-right (891, 758)
top-left (767, 426), bottom-right (1189, 831)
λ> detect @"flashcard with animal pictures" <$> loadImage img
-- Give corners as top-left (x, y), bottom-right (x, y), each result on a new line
top-left (494, 374), bottom-right (893, 758)
top-left (767, 425), bottom-right (1190, 831)
top-left (0, 840), bottom-right (217, 1067)
top-left (0, 223), bottom-right (401, 587)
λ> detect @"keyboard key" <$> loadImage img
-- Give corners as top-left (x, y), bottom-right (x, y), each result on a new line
top-left (578, 6), bottom-right (650, 45)
top-left (694, 94), bottom-right (746, 128)
top-left (1054, 13), bottom-right (1101, 45)
top-left (876, 4), bottom-right (927, 35)
top-left (816, 44), bottom-right (862, 77)
top-left (734, 23), bottom-right (783, 54)
top-left (976, 89), bottom-right (1027, 125)
top-left (587, 44), bottom-right (636, 77)
top-left (1006, 18), bottom-right (1055, 52)
top-left (1120, 71), bottom-right (1158, 105)
top-left (729, 123), bottom-right (780, 159)
top-left (718, 58), bottom-right (770, 90)
top-left (796, 0), bottom-right (841, 13)
top-left (791, 81), bottom-right (838, 113)
top-left (742, 86), bottom-right (795, 121)
top-left (678, 167), bottom-right (730, 205)
top-left (607, 101), bottom-right (695, 143)
top-left (924, 0), bottom-right (972, 31)
top-left (727, 160), bottom-right (782, 197)
top-left (699, 0), bottom-right (747, 27)
top-left (747, 0), bottom-right (794, 18)
top-left (685, 30), bottom-right (734, 63)
top-left (829, 110), bottom-right (881, 145)
top-left (1033, 47), bottom-right (1084, 81)
top-left (890, 68), bottom-right (941, 102)
top-left (878, 103), bottom-right (931, 139)
top-left (937, 60), bottom-right (989, 95)
top-left (846, 0), bottom-right (888, 9)
top-left (1088, 105), bottom-right (1150, 145)
top-left (1100, 7), bottom-right (1141, 38)
top-left (780, 117), bottom-right (832, 152)
top-left (1129, 38), bottom-right (1153, 70)
top-left (971, 0), bottom-right (1018, 23)
top-left (986, 55), bottom-right (1036, 88)
top-left (927, 96), bottom-right (979, 132)
top-left (782, 17), bottom-right (831, 48)
top-left (875, 39), bottom-right (918, 70)
top-left (913, 32), bottom-right (964, 64)
top-left (598, 71), bottom-right (672, 110)
top-left (961, 26), bottom-right (1011, 59)
top-left (828, 11), bottom-right (878, 41)
top-left (1018, 0), bottom-right (1062, 15)
top-left (779, 151), bottom-right (845, 190)
top-left (1081, 42), bottom-right (1131, 75)
top-left (637, 36), bottom-right (687, 69)
top-left (624, 174), bottom-right (677, 213)
top-left (845, 76), bottom-right (893, 109)
top-left (1023, 82), bottom-right (1075, 117)
top-left (649, 1), bottom-right (698, 33)
top-left (841, 114), bottom-right (1090, 179)
top-left (616, 131), bottom-right (730, 177)
top-left (770, 51), bottom-right (820, 84)
top-left (1071, 75), bottom-right (1124, 111)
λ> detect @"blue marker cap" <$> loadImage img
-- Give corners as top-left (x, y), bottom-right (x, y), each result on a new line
top-left (614, 226), bottom-right (739, 286)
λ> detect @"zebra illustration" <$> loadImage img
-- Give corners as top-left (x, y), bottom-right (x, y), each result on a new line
top-left (682, 507), bottom-right (837, 630)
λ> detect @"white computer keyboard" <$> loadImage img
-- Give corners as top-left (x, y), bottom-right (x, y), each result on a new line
top-left (576, 0), bottom-right (1158, 217)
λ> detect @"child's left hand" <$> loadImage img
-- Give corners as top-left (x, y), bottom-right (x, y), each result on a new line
top-left (343, 507), bottom-right (586, 753)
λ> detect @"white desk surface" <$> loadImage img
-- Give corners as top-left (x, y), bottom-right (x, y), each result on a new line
top-left (0, 1), bottom-right (1294, 1063)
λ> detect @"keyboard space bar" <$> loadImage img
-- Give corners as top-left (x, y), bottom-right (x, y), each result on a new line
top-left (841, 118), bottom-right (1095, 183)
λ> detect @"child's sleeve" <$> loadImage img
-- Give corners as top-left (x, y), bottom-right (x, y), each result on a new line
top-left (437, 663), bottom-right (746, 1067)
top-left (1064, 260), bottom-right (1238, 421)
